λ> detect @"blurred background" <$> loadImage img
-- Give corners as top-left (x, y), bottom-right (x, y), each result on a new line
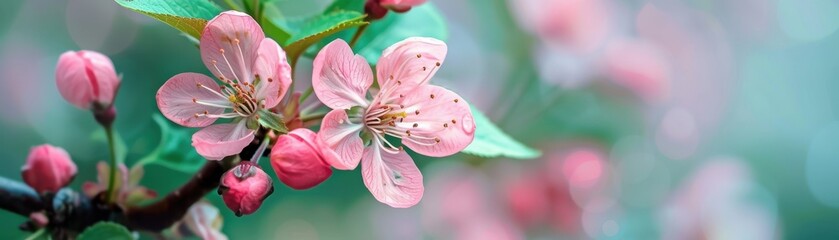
top-left (2, 0), bottom-right (839, 239)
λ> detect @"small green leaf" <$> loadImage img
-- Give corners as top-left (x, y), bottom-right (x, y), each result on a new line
top-left (114, 0), bottom-right (223, 39)
top-left (273, 10), bottom-right (367, 65)
top-left (257, 110), bottom-right (289, 133)
top-left (461, 104), bottom-right (541, 159)
top-left (337, 3), bottom-right (447, 64)
top-left (78, 222), bottom-right (133, 240)
top-left (134, 115), bottom-right (205, 173)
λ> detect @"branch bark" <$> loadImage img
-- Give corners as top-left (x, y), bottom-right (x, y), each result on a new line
top-left (0, 176), bottom-right (43, 216)
top-left (0, 158), bottom-right (238, 235)
top-left (124, 158), bottom-right (236, 232)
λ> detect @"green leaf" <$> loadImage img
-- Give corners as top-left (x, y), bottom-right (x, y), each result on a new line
top-left (461, 104), bottom-right (541, 159)
top-left (325, 0), bottom-right (365, 12)
top-left (257, 110), bottom-right (289, 133)
top-left (78, 222), bottom-right (133, 240)
top-left (273, 10), bottom-right (367, 65)
top-left (114, 0), bottom-right (223, 39)
top-left (134, 115), bottom-right (205, 173)
top-left (335, 3), bottom-right (447, 64)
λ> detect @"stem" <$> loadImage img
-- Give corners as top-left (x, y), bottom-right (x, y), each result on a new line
top-left (223, 0), bottom-right (243, 11)
top-left (252, 0), bottom-right (261, 22)
top-left (299, 86), bottom-right (314, 103)
top-left (300, 111), bottom-right (328, 122)
top-left (250, 135), bottom-right (271, 163)
top-left (24, 229), bottom-right (45, 240)
top-left (0, 176), bottom-right (43, 216)
top-left (349, 24), bottom-right (369, 47)
top-left (104, 125), bottom-right (118, 204)
top-left (125, 157), bottom-right (238, 232)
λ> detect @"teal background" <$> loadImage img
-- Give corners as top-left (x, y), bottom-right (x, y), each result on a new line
top-left (1, 0), bottom-right (839, 239)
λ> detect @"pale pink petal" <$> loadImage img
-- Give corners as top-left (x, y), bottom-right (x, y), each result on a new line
top-left (156, 73), bottom-right (229, 127)
top-left (82, 182), bottom-right (104, 198)
top-left (56, 51), bottom-right (94, 109)
top-left (375, 37), bottom-right (446, 100)
top-left (80, 50), bottom-right (120, 105)
top-left (312, 39), bottom-right (373, 109)
top-left (252, 38), bottom-right (292, 109)
top-left (192, 121), bottom-right (256, 160)
top-left (318, 109), bottom-right (364, 170)
top-left (362, 142), bottom-right (424, 208)
top-left (55, 50), bottom-right (119, 109)
top-left (397, 85), bottom-right (475, 157)
top-left (200, 11), bottom-right (264, 84)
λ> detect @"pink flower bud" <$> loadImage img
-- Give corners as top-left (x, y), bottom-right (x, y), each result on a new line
top-left (55, 50), bottom-right (120, 110)
top-left (378, 0), bottom-right (425, 12)
top-left (21, 144), bottom-right (77, 193)
top-left (269, 129), bottom-right (333, 190)
top-left (218, 162), bottom-right (273, 216)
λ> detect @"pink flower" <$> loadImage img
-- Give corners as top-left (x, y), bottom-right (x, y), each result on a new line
top-left (218, 162), bottom-right (273, 216)
top-left (82, 162), bottom-right (157, 206)
top-left (156, 11), bottom-right (292, 160)
top-left (312, 38), bottom-right (476, 208)
top-left (270, 128), bottom-right (335, 190)
top-left (21, 144), bottom-right (77, 193)
top-left (175, 201), bottom-right (228, 240)
top-left (55, 50), bottom-right (120, 110)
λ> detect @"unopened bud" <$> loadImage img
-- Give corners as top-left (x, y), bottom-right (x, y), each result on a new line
top-left (21, 144), bottom-right (77, 193)
top-left (218, 162), bottom-right (273, 216)
top-left (55, 50), bottom-right (120, 110)
top-left (270, 129), bottom-right (333, 190)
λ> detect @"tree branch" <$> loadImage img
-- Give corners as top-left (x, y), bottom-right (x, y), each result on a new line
top-left (0, 176), bottom-right (44, 216)
top-left (124, 157), bottom-right (237, 232)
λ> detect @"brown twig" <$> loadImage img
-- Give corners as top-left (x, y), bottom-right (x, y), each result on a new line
top-left (124, 157), bottom-right (237, 232)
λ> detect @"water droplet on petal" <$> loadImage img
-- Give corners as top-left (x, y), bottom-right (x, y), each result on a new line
top-left (461, 114), bottom-right (475, 134)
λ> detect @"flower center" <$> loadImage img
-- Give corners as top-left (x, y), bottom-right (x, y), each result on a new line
top-left (190, 38), bottom-right (268, 119)
top-left (362, 103), bottom-right (442, 154)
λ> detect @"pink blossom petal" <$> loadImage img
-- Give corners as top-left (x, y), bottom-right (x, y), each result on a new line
top-left (82, 182), bottom-right (104, 198)
top-left (397, 85), bottom-right (475, 157)
top-left (376, 37), bottom-right (446, 100)
top-left (253, 38), bottom-right (292, 109)
top-left (200, 11), bottom-right (264, 84)
top-left (312, 39), bottom-right (374, 109)
top-left (362, 142), bottom-right (424, 208)
top-left (55, 50), bottom-right (120, 109)
top-left (602, 38), bottom-right (670, 102)
top-left (318, 109), bottom-right (364, 170)
top-left (380, 0), bottom-right (426, 11)
top-left (192, 121), bottom-right (255, 160)
top-left (157, 73), bottom-right (229, 127)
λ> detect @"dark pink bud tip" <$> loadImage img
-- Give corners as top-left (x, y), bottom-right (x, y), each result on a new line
top-left (219, 162), bottom-right (273, 216)
top-left (365, 0), bottom-right (389, 20)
